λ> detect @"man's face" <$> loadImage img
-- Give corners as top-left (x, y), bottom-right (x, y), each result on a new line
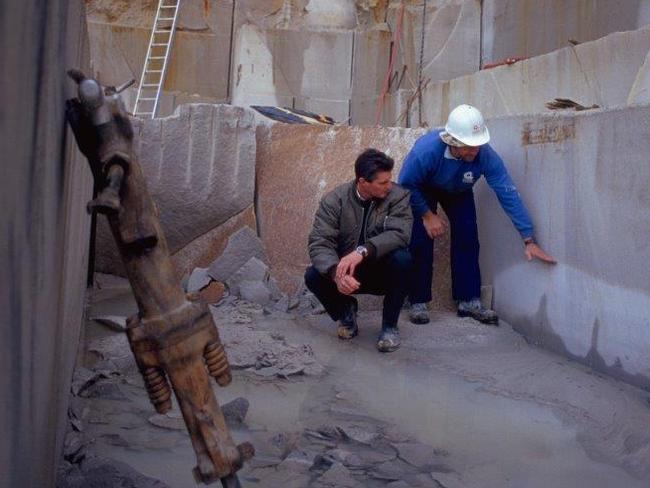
top-left (451, 144), bottom-right (481, 162)
top-left (359, 170), bottom-right (392, 199)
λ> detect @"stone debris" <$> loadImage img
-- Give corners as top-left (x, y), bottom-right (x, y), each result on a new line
top-left (226, 257), bottom-right (269, 295)
top-left (207, 227), bottom-right (268, 283)
top-left (87, 334), bottom-right (135, 374)
top-left (71, 368), bottom-right (106, 396)
top-left (186, 266), bottom-right (211, 293)
top-left (313, 462), bottom-right (363, 488)
top-left (337, 425), bottom-right (380, 445)
top-left (213, 303), bottom-right (323, 377)
top-left (198, 281), bottom-right (226, 304)
top-left (394, 441), bottom-right (446, 469)
top-left (221, 397), bottom-right (250, 426)
top-left (90, 315), bottom-right (128, 332)
top-left (80, 381), bottom-right (127, 401)
top-left (147, 412), bottom-right (185, 431)
top-left (58, 455), bottom-right (169, 488)
top-left (63, 431), bottom-right (88, 464)
top-left (239, 280), bottom-right (272, 305)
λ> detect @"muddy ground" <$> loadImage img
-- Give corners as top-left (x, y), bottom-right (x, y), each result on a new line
top-left (57, 275), bottom-right (650, 488)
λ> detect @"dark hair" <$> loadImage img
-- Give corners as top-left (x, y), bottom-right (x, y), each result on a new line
top-left (354, 149), bottom-right (394, 182)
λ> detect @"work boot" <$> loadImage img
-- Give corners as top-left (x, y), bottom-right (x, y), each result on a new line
top-left (457, 298), bottom-right (499, 325)
top-left (337, 298), bottom-right (358, 340)
top-left (409, 302), bottom-right (430, 324)
top-left (377, 327), bottom-right (401, 353)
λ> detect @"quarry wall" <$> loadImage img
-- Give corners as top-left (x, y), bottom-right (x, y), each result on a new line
top-left (0, 1), bottom-right (92, 487)
top-left (476, 107), bottom-right (650, 390)
top-left (85, 0), bottom-right (650, 127)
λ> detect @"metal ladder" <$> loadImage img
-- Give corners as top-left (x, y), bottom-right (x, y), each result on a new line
top-left (133, 0), bottom-right (181, 118)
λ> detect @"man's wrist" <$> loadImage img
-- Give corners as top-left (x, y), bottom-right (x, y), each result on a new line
top-left (523, 237), bottom-right (535, 246)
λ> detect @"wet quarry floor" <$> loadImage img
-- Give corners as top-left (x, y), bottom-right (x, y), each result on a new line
top-left (60, 277), bottom-right (650, 488)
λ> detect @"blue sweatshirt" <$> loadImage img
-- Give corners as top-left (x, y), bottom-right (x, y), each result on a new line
top-left (398, 130), bottom-right (534, 239)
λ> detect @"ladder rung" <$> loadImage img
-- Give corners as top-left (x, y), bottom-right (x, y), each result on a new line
top-left (149, 56), bottom-right (165, 60)
top-left (160, 5), bottom-right (177, 8)
top-left (136, 112), bottom-right (154, 115)
top-left (151, 43), bottom-right (168, 46)
top-left (138, 98), bottom-right (156, 101)
top-left (146, 70), bottom-right (163, 73)
top-left (154, 30), bottom-right (171, 33)
top-left (141, 83), bottom-right (159, 87)
top-left (158, 17), bottom-right (175, 21)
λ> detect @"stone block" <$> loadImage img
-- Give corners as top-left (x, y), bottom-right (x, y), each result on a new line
top-left (256, 123), bottom-right (454, 310)
top-left (95, 105), bottom-right (256, 274)
top-left (199, 281), bottom-right (226, 304)
top-left (419, 25), bottom-right (650, 127)
top-left (384, 0), bottom-right (480, 90)
top-left (476, 107), bottom-right (650, 390)
top-left (226, 257), bottom-right (270, 295)
top-left (187, 267), bottom-right (211, 293)
top-left (481, 0), bottom-right (650, 64)
top-left (231, 25), bottom-right (353, 106)
top-left (239, 280), bottom-right (272, 305)
top-left (208, 227), bottom-right (269, 282)
top-left (172, 206), bottom-right (257, 279)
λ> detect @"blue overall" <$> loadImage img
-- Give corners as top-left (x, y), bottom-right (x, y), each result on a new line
top-left (398, 130), bottom-right (534, 303)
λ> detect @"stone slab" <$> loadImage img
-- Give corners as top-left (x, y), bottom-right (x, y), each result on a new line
top-left (231, 24), bottom-right (354, 107)
top-left (255, 123), bottom-right (454, 310)
top-left (95, 104), bottom-right (256, 274)
top-left (475, 107), bottom-right (650, 390)
top-left (481, 0), bottom-right (650, 65)
top-left (208, 227), bottom-right (269, 283)
top-left (418, 25), bottom-right (650, 127)
top-left (171, 206), bottom-right (258, 279)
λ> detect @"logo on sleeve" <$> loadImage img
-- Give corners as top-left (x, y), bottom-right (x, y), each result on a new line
top-left (462, 171), bottom-right (475, 184)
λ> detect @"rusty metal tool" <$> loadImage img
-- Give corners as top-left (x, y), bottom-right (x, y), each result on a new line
top-left (65, 70), bottom-right (253, 486)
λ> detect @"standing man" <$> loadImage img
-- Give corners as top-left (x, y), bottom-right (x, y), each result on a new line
top-left (399, 104), bottom-right (556, 325)
top-left (305, 149), bottom-right (413, 352)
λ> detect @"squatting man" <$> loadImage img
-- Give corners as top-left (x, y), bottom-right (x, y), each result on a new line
top-left (399, 104), bottom-right (556, 325)
top-left (305, 149), bottom-right (413, 353)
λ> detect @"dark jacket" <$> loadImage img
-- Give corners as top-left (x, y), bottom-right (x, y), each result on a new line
top-left (308, 181), bottom-right (413, 275)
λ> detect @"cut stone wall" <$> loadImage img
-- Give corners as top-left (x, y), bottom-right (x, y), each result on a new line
top-left (475, 107), bottom-right (650, 391)
top-left (481, 0), bottom-right (650, 65)
top-left (0, 0), bottom-right (92, 486)
top-left (255, 122), bottom-right (454, 310)
top-left (416, 25), bottom-right (650, 128)
top-left (95, 104), bottom-right (257, 277)
top-left (85, 0), bottom-right (483, 123)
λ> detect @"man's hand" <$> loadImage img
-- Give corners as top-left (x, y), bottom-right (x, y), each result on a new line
top-left (525, 242), bottom-right (557, 264)
top-left (422, 211), bottom-right (448, 239)
top-left (335, 274), bottom-right (361, 295)
top-left (336, 250), bottom-right (364, 280)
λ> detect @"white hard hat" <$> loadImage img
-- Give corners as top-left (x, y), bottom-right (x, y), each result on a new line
top-left (440, 104), bottom-right (490, 147)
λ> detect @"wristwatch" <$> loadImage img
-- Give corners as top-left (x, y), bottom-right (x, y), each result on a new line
top-left (355, 245), bottom-right (368, 258)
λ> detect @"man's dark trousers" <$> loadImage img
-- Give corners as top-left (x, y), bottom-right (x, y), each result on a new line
top-left (304, 249), bottom-right (413, 328)
top-left (409, 189), bottom-right (481, 304)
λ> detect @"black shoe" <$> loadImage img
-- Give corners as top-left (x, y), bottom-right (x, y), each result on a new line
top-left (457, 300), bottom-right (499, 325)
top-left (337, 298), bottom-right (358, 340)
top-left (377, 327), bottom-right (400, 352)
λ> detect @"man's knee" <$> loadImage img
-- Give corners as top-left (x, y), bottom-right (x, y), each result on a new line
top-left (386, 248), bottom-right (413, 272)
top-left (304, 266), bottom-right (322, 292)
